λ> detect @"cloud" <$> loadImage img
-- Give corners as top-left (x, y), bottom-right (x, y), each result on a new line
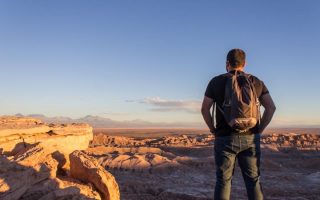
top-left (140, 97), bottom-right (201, 113)
top-left (124, 99), bottom-right (136, 103)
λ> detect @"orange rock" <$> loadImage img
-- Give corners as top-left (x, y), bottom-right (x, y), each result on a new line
top-left (70, 150), bottom-right (120, 200)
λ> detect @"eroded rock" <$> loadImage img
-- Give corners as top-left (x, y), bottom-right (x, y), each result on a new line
top-left (0, 116), bottom-right (119, 200)
top-left (70, 150), bottom-right (120, 200)
top-left (0, 116), bottom-right (92, 156)
top-left (0, 144), bottom-right (59, 200)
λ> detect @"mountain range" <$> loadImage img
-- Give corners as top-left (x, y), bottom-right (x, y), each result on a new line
top-left (13, 114), bottom-right (204, 128)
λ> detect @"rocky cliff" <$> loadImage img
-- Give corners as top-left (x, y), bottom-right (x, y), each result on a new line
top-left (0, 116), bottom-right (120, 200)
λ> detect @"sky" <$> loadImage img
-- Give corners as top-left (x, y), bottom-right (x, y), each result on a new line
top-left (0, 1), bottom-right (319, 127)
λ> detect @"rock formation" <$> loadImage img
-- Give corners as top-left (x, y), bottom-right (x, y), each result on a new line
top-left (86, 146), bottom-right (181, 172)
top-left (0, 116), bottom-right (92, 156)
top-left (0, 116), bottom-right (120, 200)
top-left (88, 131), bottom-right (320, 200)
top-left (260, 132), bottom-right (320, 151)
top-left (70, 150), bottom-right (120, 200)
top-left (2, 116), bottom-right (319, 200)
top-left (90, 133), bottom-right (215, 148)
top-left (91, 132), bottom-right (320, 150)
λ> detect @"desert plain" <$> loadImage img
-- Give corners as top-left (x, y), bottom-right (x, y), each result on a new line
top-left (89, 128), bottom-right (320, 200)
top-left (1, 117), bottom-right (319, 200)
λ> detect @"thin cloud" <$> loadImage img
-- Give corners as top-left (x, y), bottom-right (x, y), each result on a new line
top-left (141, 97), bottom-right (201, 113)
top-left (124, 99), bottom-right (136, 103)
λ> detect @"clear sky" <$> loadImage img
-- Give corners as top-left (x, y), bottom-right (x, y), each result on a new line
top-left (0, 1), bottom-right (319, 127)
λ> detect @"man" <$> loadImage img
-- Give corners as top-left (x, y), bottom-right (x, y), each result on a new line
top-left (201, 49), bottom-right (276, 200)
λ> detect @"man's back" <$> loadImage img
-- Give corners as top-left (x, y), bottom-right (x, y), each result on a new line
top-left (201, 49), bottom-right (276, 200)
top-left (205, 70), bottom-right (269, 137)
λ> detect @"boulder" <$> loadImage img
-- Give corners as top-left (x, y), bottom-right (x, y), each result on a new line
top-left (70, 150), bottom-right (120, 200)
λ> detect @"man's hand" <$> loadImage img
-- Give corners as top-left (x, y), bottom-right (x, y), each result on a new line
top-left (258, 93), bottom-right (276, 134)
top-left (201, 96), bottom-right (215, 133)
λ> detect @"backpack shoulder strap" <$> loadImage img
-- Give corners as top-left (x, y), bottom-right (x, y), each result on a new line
top-left (242, 73), bottom-right (258, 95)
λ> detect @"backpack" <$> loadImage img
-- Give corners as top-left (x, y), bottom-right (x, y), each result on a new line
top-left (217, 71), bottom-right (260, 132)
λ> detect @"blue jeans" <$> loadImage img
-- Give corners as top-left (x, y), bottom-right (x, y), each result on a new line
top-left (214, 134), bottom-right (264, 200)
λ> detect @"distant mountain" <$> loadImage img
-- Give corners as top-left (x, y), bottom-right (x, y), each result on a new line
top-left (14, 114), bottom-right (204, 128)
top-left (26, 114), bottom-right (74, 124)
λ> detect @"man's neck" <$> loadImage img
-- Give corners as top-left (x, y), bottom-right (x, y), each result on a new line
top-left (227, 67), bottom-right (244, 72)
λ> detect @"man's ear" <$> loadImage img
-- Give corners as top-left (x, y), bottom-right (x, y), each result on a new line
top-left (226, 61), bottom-right (230, 72)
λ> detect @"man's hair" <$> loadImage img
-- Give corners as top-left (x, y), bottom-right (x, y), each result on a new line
top-left (227, 48), bottom-right (246, 68)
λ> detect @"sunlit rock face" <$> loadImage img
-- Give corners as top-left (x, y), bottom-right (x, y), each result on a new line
top-left (0, 116), bottom-right (92, 156)
top-left (70, 150), bottom-right (120, 200)
top-left (0, 116), bottom-right (120, 200)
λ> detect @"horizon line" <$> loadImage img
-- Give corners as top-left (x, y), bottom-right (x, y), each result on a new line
top-left (1, 114), bottom-right (319, 129)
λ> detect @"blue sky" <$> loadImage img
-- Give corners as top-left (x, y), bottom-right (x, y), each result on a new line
top-left (0, 1), bottom-right (319, 127)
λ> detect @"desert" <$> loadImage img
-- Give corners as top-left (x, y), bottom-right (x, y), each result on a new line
top-left (2, 1), bottom-right (320, 199)
top-left (90, 128), bottom-right (320, 200)
top-left (1, 116), bottom-right (319, 200)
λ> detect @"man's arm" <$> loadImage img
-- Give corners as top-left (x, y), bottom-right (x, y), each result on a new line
top-left (201, 96), bottom-right (215, 133)
top-left (258, 93), bottom-right (276, 134)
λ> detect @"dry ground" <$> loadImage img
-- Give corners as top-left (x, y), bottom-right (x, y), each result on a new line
top-left (91, 128), bottom-right (320, 200)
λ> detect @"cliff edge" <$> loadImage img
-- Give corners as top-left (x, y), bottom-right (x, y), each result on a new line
top-left (0, 116), bottom-right (120, 200)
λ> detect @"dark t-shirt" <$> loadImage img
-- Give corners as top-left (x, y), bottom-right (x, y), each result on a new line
top-left (205, 70), bottom-right (269, 137)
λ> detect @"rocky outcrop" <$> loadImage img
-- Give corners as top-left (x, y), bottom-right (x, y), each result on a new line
top-left (0, 116), bottom-right (92, 157)
top-left (0, 143), bottom-right (101, 200)
top-left (91, 132), bottom-right (320, 151)
top-left (0, 116), bottom-right (120, 200)
top-left (3, 145), bottom-right (49, 199)
top-left (91, 134), bottom-right (214, 148)
top-left (85, 146), bottom-right (180, 172)
top-left (70, 150), bottom-right (120, 200)
top-left (261, 133), bottom-right (320, 151)
top-left (87, 132), bottom-right (320, 174)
